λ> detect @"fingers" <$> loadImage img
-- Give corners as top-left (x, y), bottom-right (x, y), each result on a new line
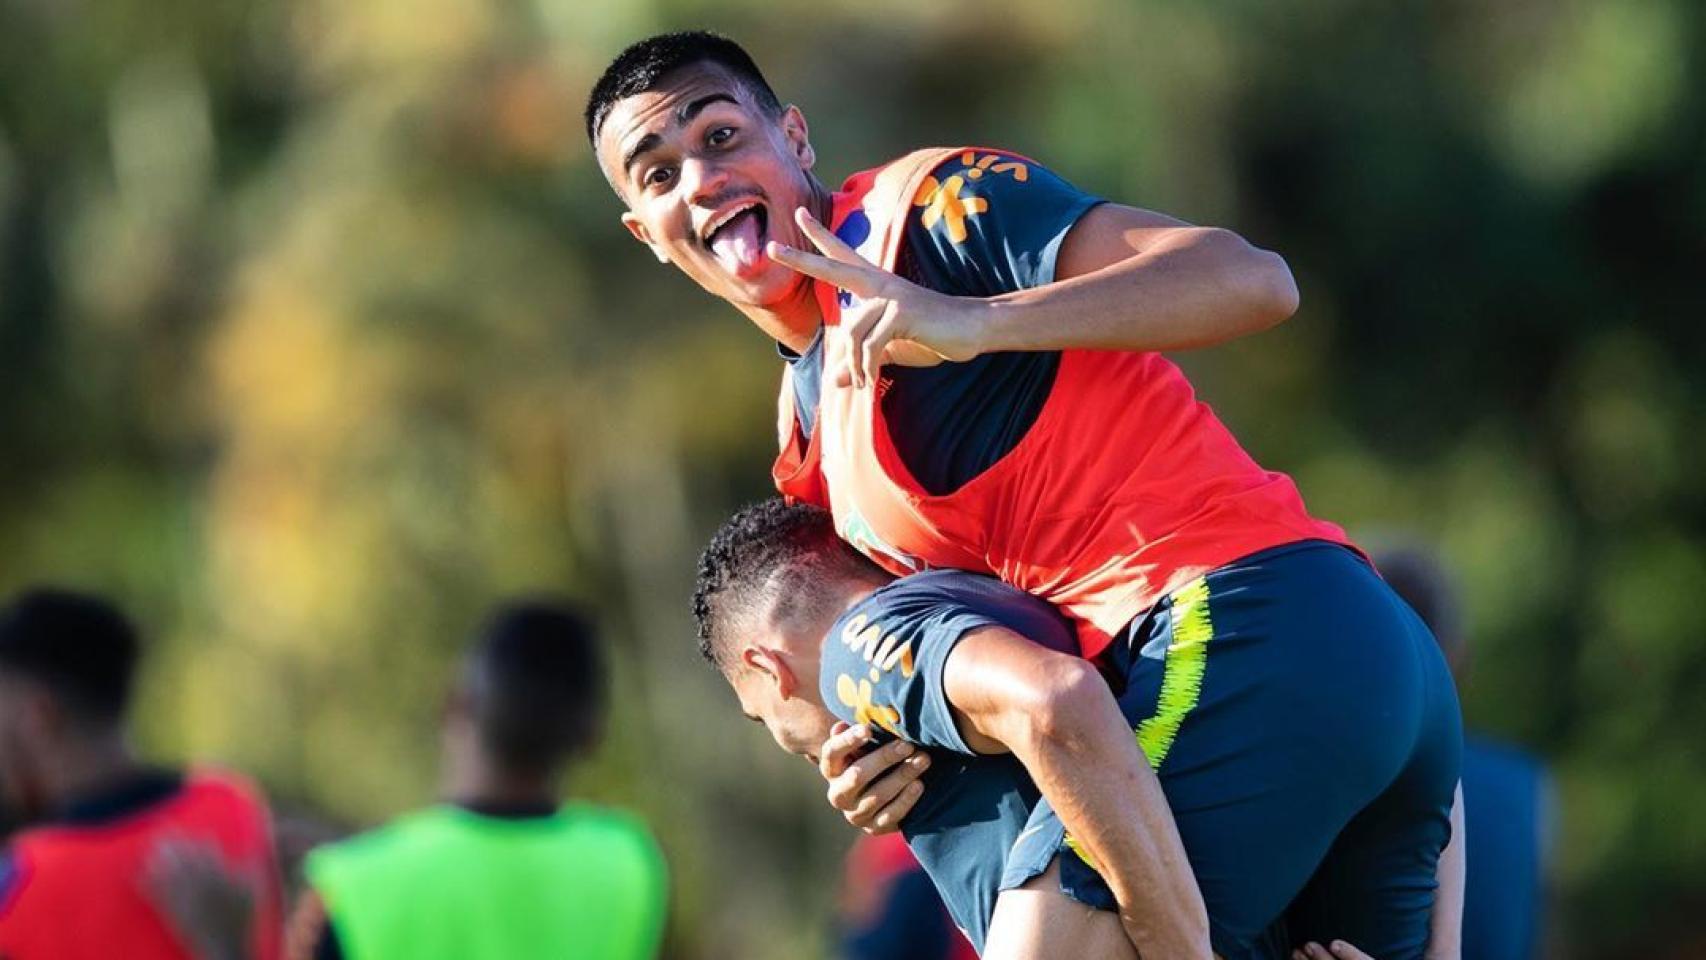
top-left (767, 207), bottom-right (890, 297)
top-left (1294, 942), bottom-right (1373, 960)
top-left (856, 303), bottom-right (900, 391)
top-left (824, 737), bottom-right (914, 808)
top-left (824, 738), bottom-right (933, 831)
top-left (861, 768), bottom-right (927, 834)
top-left (792, 206), bottom-right (863, 263)
top-left (844, 751), bottom-right (931, 827)
top-left (818, 722), bottom-right (872, 780)
top-left (834, 299), bottom-right (896, 391)
top-left (767, 240), bottom-right (878, 295)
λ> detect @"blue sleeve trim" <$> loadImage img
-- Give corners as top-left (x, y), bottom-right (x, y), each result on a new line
top-left (914, 609), bottom-right (1003, 756)
top-left (1034, 195), bottom-right (1105, 286)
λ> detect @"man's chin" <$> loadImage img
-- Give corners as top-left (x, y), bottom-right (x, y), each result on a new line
top-left (722, 264), bottom-right (808, 309)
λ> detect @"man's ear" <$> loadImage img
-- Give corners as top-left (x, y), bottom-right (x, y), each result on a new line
top-left (621, 212), bottom-right (670, 264)
top-left (780, 105), bottom-right (815, 171)
top-left (742, 645), bottom-right (800, 700)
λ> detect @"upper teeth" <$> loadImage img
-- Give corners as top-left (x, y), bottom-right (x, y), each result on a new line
top-left (707, 202), bottom-right (757, 240)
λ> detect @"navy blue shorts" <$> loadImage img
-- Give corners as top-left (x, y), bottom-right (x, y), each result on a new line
top-left (1006, 541), bottom-right (1463, 959)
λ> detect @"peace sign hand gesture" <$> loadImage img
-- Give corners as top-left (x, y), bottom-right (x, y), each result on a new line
top-left (767, 207), bottom-right (986, 389)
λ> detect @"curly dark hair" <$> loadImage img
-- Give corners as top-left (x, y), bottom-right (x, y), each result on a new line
top-left (584, 30), bottom-right (782, 148)
top-left (692, 498), bottom-right (884, 672)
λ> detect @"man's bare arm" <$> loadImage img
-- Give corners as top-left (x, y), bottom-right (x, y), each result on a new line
top-left (1426, 782), bottom-right (1466, 960)
top-left (983, 202), bottom-right (1299, 353)
top-left (942, 625), bottom-right (1211, 960)
top-left (770, 204), bottom-right (1298, 389)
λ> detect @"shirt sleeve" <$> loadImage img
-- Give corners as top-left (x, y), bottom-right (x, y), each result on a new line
top-left (903, 150), bottom-right (1103, 297)
top-left (821, 576), bottom-right (1028, 755)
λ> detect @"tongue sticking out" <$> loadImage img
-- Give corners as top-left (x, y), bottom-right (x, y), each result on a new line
top-left (711, 210), bottom-right (765, 278)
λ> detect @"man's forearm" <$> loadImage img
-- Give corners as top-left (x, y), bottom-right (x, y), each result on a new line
top-left (978, 223), bottom-right (1298, 355)
top-left (1007, 666), bottom-right (1211, 959)
top-left (1426, 782), bottom-right (1466, 960)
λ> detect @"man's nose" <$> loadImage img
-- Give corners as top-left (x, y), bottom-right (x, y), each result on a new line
top-left (680, 153), bottom-right (729, 205)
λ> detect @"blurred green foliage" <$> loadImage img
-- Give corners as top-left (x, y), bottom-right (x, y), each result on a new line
top-left (1, 0), bottom-right (1702, 955)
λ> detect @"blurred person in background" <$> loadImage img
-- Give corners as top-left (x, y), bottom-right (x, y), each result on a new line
top-left (1377, 547), bottom-right (1556, 960)
top-left (588, 32), bottom-right (1463, 958)
top-left (286, 600), bottom-right (666, 960)
top-left (0, 588), bottom-right (284, 960)
top-left (837, 831), bottom-right (976, 960)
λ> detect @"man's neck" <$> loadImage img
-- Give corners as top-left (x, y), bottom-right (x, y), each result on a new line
top-left (820, 573), bottom-right (893, 636)
top-left (738, 177), bottom-right (835, 355)
top-left (44, 734), bottom-right (143, 811)
top-left (441, 754), bottom-right (559, 812)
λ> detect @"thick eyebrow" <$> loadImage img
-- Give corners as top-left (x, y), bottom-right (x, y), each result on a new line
top-left (679, 91), bottom-right (738, 125)
top-left (620, 92), bottom-right (742, 177)
top-left (621, 132), bottom-right (661, 177)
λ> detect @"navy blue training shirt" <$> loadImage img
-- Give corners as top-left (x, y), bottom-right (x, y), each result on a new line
top-left (818, 569), bottom-right (1078, 949)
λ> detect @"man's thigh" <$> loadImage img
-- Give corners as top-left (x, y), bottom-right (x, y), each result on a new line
top-left (983, 860), bottom-right (1137, 960)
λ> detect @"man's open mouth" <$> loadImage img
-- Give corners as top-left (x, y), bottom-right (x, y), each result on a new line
top-left (704, 201), bottom-right (769, 278)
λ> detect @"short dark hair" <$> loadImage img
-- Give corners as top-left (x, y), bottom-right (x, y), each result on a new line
top-left (692, 498), bottom-right (886, 673)
top-left (1375, 547), bottom-right (1466, 675)
top-left (584, 30), bottom-right (783, 147)
top-left (464, 601), bottom-right (607, 776)
top-left (0, 588), bottom-right (141, 725)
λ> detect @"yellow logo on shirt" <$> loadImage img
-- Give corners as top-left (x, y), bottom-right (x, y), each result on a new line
top-left (836, 673), bottom-right (903, 737)
top-left (830, 613), bottom-right (918, 737)
top-left (912, 152), bottom-right (1029, 244)
top-left (839, 613), bottom-right (917, 678)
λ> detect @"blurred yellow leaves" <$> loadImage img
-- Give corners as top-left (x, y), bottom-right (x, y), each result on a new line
top-left (289, 0), bottom-right (498, 80)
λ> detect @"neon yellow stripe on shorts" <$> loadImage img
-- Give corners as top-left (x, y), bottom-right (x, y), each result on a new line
top-left (1066, 576), bottom-right (1214, 873)
top-left (1136, 575), bottom-right (1213, 769)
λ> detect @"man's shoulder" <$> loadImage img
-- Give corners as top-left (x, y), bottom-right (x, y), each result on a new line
top-left (850, 571), bottom-right (1071, 645)
top-left (844, 146), bottom-right (969, 184)
top-left (851, 146), bottom-right (1033, 179)
top-left (831, 571), bottom-right (999, 638)
top-left (308, 808), bottom-right (444, 876)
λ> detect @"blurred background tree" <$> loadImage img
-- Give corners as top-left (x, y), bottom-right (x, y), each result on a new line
top-left (1, 0), bottom-right (1701, 955)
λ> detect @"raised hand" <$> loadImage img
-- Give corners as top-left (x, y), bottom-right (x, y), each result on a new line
top-left (768, 207), bottom-right (985, 389)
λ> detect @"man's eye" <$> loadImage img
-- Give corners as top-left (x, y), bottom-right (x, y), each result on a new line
top-left (646, 166), bottom-right (676, 188)
top-left (708, 126), bottom-right (735, 147)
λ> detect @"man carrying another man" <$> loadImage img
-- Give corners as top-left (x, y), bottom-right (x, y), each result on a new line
top-left (589, 30), bottom-right (1465, 958)
top-left (695, 499), bottom-right (1460, 958)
